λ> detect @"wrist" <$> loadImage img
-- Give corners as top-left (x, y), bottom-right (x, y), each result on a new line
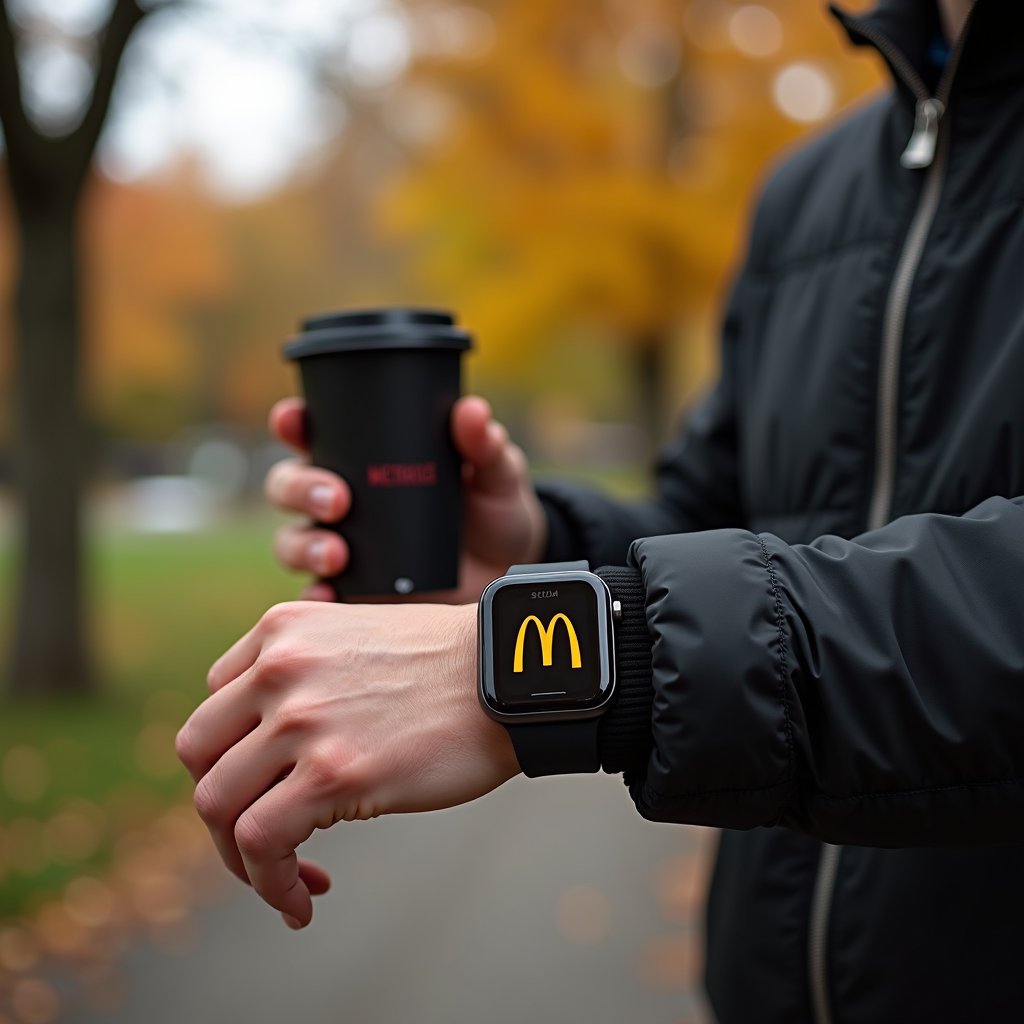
top-left (449, 604), bottom-right (521, 780)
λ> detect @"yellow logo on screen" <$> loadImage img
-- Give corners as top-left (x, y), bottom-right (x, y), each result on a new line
top-left (513, 614), bottom-right (582, 673)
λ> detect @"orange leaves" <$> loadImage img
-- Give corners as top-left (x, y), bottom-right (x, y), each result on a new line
top-left (79, 176), bottom-right (236, 437)
top-left (380, 0), bottom-right (885, 398)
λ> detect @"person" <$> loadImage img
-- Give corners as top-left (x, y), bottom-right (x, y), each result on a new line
top-left (176, 0), bottom-right (1024, 1020)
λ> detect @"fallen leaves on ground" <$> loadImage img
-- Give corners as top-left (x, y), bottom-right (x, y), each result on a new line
top-left (0, 803), bottom-right (228, 1022)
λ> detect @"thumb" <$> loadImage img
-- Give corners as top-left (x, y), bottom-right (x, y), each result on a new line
top-left (452, 396), bottom-right (524, 496)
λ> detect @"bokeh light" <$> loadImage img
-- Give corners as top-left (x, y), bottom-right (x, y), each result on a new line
top-left (345, 8), bottom-right (413, 88)
top-left (633, 932), bottom-right (700, 990)
top-left (0, 926), bottom-right (40, 973)
top-left (555, 884), bottom-right (612, 945)
top-left (46, 807), bottom-right (102, 865)
top-left (65, 876), bottom-right (116, 928)
top-left (729, 5), bottom-right (783, 58)
top-left (17, 40), bottom-right (92, 134)
top-left (9, 977), bottom-right (60, 1024)
top-left (773, 62), bottom-right (836, 123)
top-left (410, 4), bottom-right (494, 58)
top-left (617, 24), bottom-right (682, 88)
top-left (36, 902), bottom-right (89, 958)
top-left (683, 0), bottom-right (735, 52)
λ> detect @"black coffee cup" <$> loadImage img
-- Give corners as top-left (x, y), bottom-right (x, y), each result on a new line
top-left (284, 308), bottom-right (472, 598)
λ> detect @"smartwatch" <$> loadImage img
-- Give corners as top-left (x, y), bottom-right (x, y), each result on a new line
top-left (478, 560), bottom-right (620, 778)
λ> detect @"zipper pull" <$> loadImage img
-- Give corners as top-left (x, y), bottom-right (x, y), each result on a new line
top-left (901, 98), bottom-right (944, 169)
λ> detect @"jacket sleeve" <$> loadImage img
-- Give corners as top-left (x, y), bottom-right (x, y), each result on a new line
top-left (629, 496), bottom-right (1024, 847)
top-left (537, 276), bottom-right (748, 568)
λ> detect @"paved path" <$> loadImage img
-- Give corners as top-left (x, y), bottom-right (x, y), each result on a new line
top-left (65, 773), bottom-right (710, 1024)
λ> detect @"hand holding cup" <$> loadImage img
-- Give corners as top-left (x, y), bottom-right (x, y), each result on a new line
top-left (266, 395), bottom-right (548, 603)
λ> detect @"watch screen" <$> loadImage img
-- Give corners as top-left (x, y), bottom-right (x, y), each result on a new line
top-left (491, 581), bottom-right (602, 708)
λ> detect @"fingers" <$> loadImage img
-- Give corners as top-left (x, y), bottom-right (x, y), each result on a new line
top-left (206, 620), bottom-right (265, 694)
top-left (191, 724), bottom-right (298, 884)
top-left (284, 860), bottom-right (332, 929)
top-left (233, 774), bottom-right (329, 926)
top-left (265, 459), bottom-right (351, 522)
top-left (204, 601), bottom-right (310, 694)
top-left (269, 398), bottom-right (308, 453)
top-left (177, 680), bottom-right (261, 784)
top-left (274, 524), bottom-right (348, 578)
top-left (452, 396), bottom-right (529, 498)
top-left (298, 858), bottom-right (331, 896)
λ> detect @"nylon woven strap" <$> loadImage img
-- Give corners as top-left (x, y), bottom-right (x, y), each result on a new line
top-left (505, 719), bottom-right (601, 778)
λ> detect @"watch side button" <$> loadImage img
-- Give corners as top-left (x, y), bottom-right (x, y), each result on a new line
top-left (612, 600), bottom-right (622, 622)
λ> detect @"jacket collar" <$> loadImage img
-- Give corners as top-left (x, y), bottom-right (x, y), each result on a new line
top-left (831, 0), bottom-right (1024, 100)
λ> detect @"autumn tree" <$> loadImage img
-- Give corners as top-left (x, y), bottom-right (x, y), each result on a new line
top-left (0, 0), bottom-right (151, 695)
top-left (381, 0), bottom-right (881, 440)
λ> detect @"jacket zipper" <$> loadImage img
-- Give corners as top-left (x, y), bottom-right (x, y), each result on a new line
top-left (808, 844), bottom-right (842, 1024)
top-left (866, 114), bottom-right (952, 532)
top-left (805, 10), bottom-right (975, 1024)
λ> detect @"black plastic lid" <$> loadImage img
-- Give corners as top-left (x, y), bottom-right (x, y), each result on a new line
top-left (284, 307), bottom-right (472, 359)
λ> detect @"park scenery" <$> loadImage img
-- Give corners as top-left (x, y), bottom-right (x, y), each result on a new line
top-left (0, 0), bottom-right (880, 1021)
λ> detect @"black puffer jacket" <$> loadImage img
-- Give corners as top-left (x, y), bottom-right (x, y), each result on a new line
top-left (539, 1), bottom-right (1024, 1021)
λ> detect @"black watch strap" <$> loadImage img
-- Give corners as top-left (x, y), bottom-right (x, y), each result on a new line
top-left (505, 719), bottom-right (600, 778)
top-left (502, 560), bottom-right (601, 778)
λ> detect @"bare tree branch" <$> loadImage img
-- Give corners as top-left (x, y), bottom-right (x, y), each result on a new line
top-left (2, 0), bottom-right (149, 207)
top-left (0, 0), bottom-right (34, 161)
top-left (66, 0), bottom-right (149, 183)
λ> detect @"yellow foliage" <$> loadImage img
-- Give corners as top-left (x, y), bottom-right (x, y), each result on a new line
top-left (380, 0), bottom-right (884, 400)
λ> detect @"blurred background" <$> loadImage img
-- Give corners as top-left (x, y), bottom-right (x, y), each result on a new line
top-left (0, 0), bottom-right (882, 1020)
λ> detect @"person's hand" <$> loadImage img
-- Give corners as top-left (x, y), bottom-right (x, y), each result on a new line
top-left (176, 600), bottom-right (520, 929)
top-left (265, 396), bottom-right (548, 603)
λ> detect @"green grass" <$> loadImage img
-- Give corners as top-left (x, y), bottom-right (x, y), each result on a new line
top-left (0, 517), bottom-right (298, 918)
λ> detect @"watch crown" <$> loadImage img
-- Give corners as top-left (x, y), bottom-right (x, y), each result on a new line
top-left (612, 600), bottom-right (622, 622)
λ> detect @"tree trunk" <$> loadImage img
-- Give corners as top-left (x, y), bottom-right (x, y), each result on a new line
top-left (0, 0), bottom-right (147, 695)
top-left (10, 200), bottom-right (89, 694)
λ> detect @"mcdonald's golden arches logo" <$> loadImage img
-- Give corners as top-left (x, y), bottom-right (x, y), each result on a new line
top-left (513, 614), bottom-right (582, 673)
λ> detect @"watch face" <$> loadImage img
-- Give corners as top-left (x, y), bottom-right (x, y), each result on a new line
top-left (490, 580), bottom-right (604, 709)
